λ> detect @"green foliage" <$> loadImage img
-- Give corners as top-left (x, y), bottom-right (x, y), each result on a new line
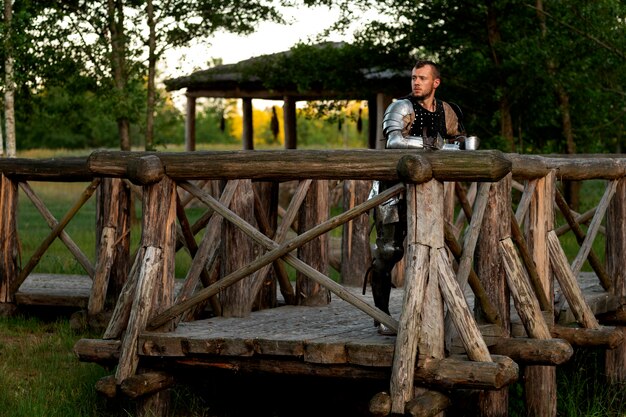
top-left (351, 0), bottom-right (626, 153)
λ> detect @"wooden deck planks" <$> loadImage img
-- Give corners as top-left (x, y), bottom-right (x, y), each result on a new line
top-left (139, 286), bottom-right (403, 367)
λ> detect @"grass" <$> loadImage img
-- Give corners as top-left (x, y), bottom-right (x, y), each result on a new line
top-left (3, 151), bottom-right (625, 416)
top-left (0, 315), bottom-right (128, 417)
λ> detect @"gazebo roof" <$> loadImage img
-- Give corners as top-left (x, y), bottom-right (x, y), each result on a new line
top-left (164, 43), bottom-right (410, 101)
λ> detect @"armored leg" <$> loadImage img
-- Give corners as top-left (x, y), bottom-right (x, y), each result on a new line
top-left (370, 192), bottom-right (407, 320)
top-left (371, 222), bottom-right (405, 317)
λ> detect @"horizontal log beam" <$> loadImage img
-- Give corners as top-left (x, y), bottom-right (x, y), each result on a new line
top-left (88, 149), bottom-right (511, 182)
top-left (507, 153), bottom-right (626, 180)
top-left (551, 325), bottom-right (624, 349)
top-left (489, 337), bottom-right (572, 365)
top-left (0, 156), bottom-right (93, 181)
top-left (74, 338), bottom-right (121, 365)
top-left (144, 354), bottom-right (518, 391)
top-left (75, 338), bottom-right (518, 390)
top-left (120, 371), bottom-right (175, 399)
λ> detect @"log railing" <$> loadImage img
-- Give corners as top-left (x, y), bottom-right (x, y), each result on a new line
top-left (1, 150), bottom-right (625, 417)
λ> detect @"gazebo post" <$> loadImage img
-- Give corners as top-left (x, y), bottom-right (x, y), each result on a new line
top-left (242, 97), bottom-right (254, 150)
top-left (375, 93), bottom-right (392, 149)
top-left (185, 94), bottom-right (196, 152)
top-left (283, 96), bottom-right (297, 149)
top-left (367, 96), bottom-right (377, 149)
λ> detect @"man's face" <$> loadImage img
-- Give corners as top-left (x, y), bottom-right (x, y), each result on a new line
top-left (411, 65), bottom-right (440, 100)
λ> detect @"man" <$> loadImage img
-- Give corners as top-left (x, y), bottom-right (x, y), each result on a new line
top-left (367, 60), bottom-right (468, 335)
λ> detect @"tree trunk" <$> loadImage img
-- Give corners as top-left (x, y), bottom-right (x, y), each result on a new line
top-left (107, 0), bottom-right (131, 151)
top-left (486, 0), bottom-right (515, 152)
top-left (4, 0), bottom-right (16, 158)
top-left (144, 0), bottom-right (156, 151)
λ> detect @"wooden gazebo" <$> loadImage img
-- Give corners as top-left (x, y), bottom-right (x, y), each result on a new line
top-left (164, 43), bottom-right (410, 150)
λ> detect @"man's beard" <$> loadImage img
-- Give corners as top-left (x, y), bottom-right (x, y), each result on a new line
top-left (412, 89), bottom-right (431, 100)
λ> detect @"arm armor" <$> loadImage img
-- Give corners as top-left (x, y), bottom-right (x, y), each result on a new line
top-left (382, 99), bottom-right (426, 149)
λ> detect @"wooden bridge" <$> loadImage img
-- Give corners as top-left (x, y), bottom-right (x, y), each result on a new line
top-left (1, 150), bottom-right (625, 417)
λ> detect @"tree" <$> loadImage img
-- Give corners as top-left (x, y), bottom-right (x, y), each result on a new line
top-left (2, 0), bottom-right (15, 157)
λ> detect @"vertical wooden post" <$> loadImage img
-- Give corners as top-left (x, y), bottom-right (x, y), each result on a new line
top-left (242, 97), bottom-right (254, 150)
top-left (283, 96), bottom-right (297, 149)
top-left (296, 180), bottom-right (330, 306)
top-left (340, 179), bottom-right (372, 287)
top-left (475, 173), bottom-right (511, 416)
top-left (0, 174), bottom-right (18, 314)
top-left (221, 179), bottom-right (257, 316)
top-left (252, 181), bottom-right (279, 310)
top-left (524, 171), bottom-right (556, 417)
top-left (91, 178), bottom-right (131, 316)
top-left (390, 179), bottom-right (443, 414)
top-left (116, 176), bottom-right (177, 384)
top-left (606, 177), bottom-right (626, 382)
top-left (185, 95), bottom-right (196, 152)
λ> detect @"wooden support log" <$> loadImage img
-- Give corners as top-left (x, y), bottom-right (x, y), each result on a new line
top-left (514, 179), bottom-right (537, 225)
top-left (523, 171), bottom-right (557, 417)
top-left (547, 230), bottom-right (600, 329)
top-left (500, 237), bottom-right (552, 340)
top-left (606, 177), bottom-right (626, 383)
top-left (390, 180), bottom-right (441, 414)
top-left (506, 154), bottom-right (626, 180)
top-left (598, 307), bottom-right (626, 326)
top-left (120, 371), bottom-right (174, 399)
top-left (95, 375), bottom-right (118, 398)
top-left (369, 391), bottom-right (392, 417)
top-left (369, 390), bottom-right (452, 417)
top-left (509, 211), bottom-right (552, 312)
top-left (444, 182), bottom-right (493, 348)
top-left (489, 337), bottom-right (572, 365)
top-left (127, 154), bottom-right (164, 185)
top-left (0, 174), bottom-right (19, 306)
top-left (554, 188), bottom-right (612, 291)
top-left (117, 176), bottom-right (178, 383)
top-left (296, 179), bottom-right (330, 306)
top-left (74, 338), bottom-right (121, 364)
top-left (103, 250), bottom-right (144, 339)
top-left (88, 149), bottom-right (510, 183)
top-left (555, 207), bottom-right (597, 236)
top-left (175, 193), bottom-right (222, 317)
top-left (405, 390), bottom-right (451, 417)
top-left (153, 354), bottom-right (518, 391)
top-left (437, 247), bottom-right (492, 363)
top-left (88, 226), bottom-right (116, 316)
top-left (443, 222), bottom-right (501, 326)
top-left (116, 246), bottom-right (164, 383)
top-left (340, 179), bottom-right (372, 287)
top-left (569, 180), bottom-right (617, 279)
top-left (0, 156), bottom-right (93, 181)
top-left (251, 184), bottom-right (300, 305)
top-left (551, 325), bottom-right (624, 349)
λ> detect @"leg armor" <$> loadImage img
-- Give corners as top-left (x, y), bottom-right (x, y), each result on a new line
top-left (369, 184), bottom-right (407, 319)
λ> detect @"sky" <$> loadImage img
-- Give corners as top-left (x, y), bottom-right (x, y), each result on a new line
top-left (161, 5), bottom-right (373, 110)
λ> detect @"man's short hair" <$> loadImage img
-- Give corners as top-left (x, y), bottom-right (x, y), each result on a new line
top-left (414, 60), bottom-right (440, 80)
